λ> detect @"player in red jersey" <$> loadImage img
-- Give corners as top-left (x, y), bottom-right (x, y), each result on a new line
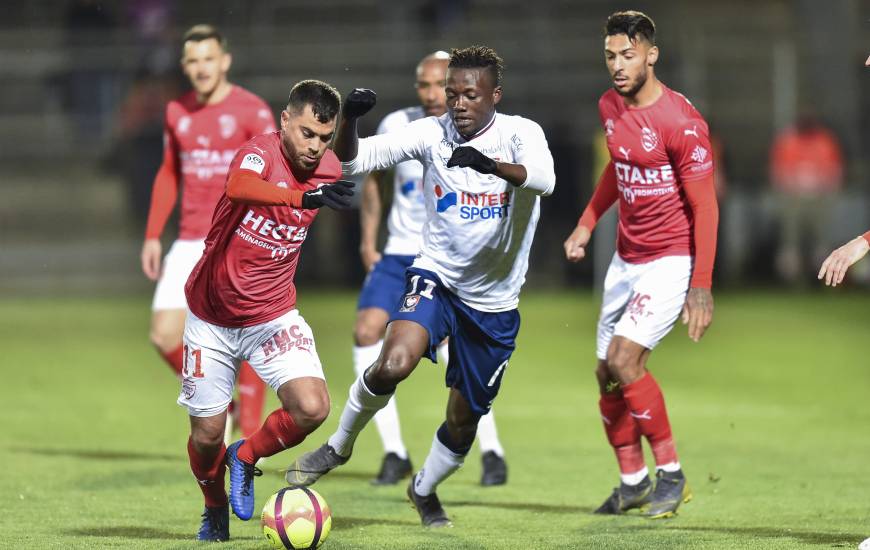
top-left (180, 79), bottom-right (353, 541)
top-left (140, 25), bottom-right (275, 443)
top-left (817, 55), bottom-right (870, 287)
top-left (563, 11), bottom-right (718, 518)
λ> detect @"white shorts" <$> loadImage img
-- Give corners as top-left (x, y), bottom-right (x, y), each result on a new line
top-left (151, 239), bottom-right (206, 311)
top-left (596, 253), bottom-right (692, 359)
top-left (178, 309), bottom-right (325, 417)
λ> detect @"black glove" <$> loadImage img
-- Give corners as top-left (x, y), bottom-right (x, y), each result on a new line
top-left (342, 88), bottom-right (377, 119)
top-left (301, 180), bottom-right (355, 210)
top-left (446, 146), bottom-right (498, 174)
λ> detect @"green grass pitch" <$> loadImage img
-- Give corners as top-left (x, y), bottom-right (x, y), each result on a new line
top-left (2, 291), bottom-right (869, 549)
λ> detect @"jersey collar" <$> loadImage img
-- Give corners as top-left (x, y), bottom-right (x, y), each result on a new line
top-left (455, 112), bottom-right (497, 142)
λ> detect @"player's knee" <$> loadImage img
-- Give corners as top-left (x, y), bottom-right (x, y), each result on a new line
top-left (370, 349), bottom-right (413, 387)
top-left (190, 426), bottom-right (223, 452)
top-left (288, 394), bottom-right (330, 432)
top-left (353, 321), bottom-right (383, 347)
top-left (606, 346), bottom-right (643, 383)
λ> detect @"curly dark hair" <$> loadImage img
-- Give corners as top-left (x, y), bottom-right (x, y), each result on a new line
top-left (287, 80), bottom-right (341, 123)
top-left (605, 11), bottom-right (656, 45)
top-left (448, 45), bottom-right (504, 85)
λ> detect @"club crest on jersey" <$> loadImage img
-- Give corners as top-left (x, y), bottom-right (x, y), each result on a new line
top-left (437, 139), bottom-right (457, 164)
top-left (641, 127), bottom-right (659, 152)
top-left (605, 118), bottom-right (615, 136)
top-left (400, 294), bottom-right (421, 312)
top-left (182, 379), bottom-right (196, 399)
top-left (219, 114), bottom-right (237, 139)
top-left (178, 116), bottom-right (191, 134)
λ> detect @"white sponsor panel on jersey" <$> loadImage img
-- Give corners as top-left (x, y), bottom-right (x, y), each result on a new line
top-left (240, 153), bottom-right (266, 174)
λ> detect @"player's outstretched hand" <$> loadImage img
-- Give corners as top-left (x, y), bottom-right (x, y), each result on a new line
top-left (141, 238), bottom-right (162, 281)
top-left (681, 287), bottom-right (713, 343)
top-left (446, 146), bottom-right (497, 174)
top-left (563, 225), bottom-right (591, 263)
top-left (343, 88), bottom-right (377, 119)
top-left (817, 235), bottom-right (870, 287)
top-left (302, 180), bottom-right (355, 210)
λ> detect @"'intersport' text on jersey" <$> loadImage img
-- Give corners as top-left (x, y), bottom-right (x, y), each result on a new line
top-left (343, 112), bottom-right (555, 312)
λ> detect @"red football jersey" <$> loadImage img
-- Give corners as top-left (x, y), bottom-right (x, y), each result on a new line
top-left (165, 85), bottom-right (276, 239)
top-left (599, 84), bottom-right (714, 263)
top-left (185, 132), bottom-right (342, 327)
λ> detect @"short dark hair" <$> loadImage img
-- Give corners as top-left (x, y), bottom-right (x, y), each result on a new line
top-left (182, 24), bottom-right (228, 51)
top-left (287, 80), bottom-right (341, 123)
top-left (605, 11), bottom-right (656, 45)
top-left (448, 45), bottom-right (504, 85)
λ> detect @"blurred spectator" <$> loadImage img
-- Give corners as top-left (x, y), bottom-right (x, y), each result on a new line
top-left (769, 111), bottom-right (844, 285)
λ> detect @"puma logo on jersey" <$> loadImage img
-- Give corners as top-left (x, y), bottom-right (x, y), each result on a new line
top-left (630, 409), bottom-right (652, 420)
top-left (684, 125), bottom-right (699, 137)
top-left (619, 146), bottom-right (631, 160)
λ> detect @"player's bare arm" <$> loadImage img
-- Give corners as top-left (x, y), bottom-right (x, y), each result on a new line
top-left (818, 233), bottom-right (870, 287)
top-left (359, 170), bottom-right (385, 271)
top-left (334, 88), bottom-right (377, 161)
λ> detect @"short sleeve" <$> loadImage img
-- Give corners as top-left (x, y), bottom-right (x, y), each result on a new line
top-left (668, 118), bottom-right (714, 182)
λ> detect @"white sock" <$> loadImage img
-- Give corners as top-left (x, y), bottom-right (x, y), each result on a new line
top-left (656, 461), bottom-right (681, 473)
top-left (327, 375), bottom-right (392, 458)
top-left (620, 466), bottom-right (650, 486)
top-left (353, 342), bottom-right (408, 459)
top-left (414, 432), bottom-right (464, 496)
top-left (436, 340), bottom-right (450, 364)
top-left (475, 410), bottom-right (505, 456)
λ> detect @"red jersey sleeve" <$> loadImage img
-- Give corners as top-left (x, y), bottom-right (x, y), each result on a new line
top-left (225, 146), bottom-right (304, 207)
top-left (683, 174), bottom-right (718, 289)
top-left (667, 118), bottom-right (715, 182)
top-left (144, 109), bottom-right (180, 239)
top-left (578, 161), bottom-right (618, 231)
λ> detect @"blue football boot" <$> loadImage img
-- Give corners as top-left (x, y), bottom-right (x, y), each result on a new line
top-left (196, 505), bottom-right (229, 541)
top-left (226, 440), bottom-right (262, 520)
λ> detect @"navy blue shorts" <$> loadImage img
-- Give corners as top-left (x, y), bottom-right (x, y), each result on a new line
top-left (357, 254), bottom-right (416, 312)
top-left (389, 267), bottom-right (520, 417)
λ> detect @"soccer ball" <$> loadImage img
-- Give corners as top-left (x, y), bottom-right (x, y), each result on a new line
top-left (261, 487), bottom-right (332, 549)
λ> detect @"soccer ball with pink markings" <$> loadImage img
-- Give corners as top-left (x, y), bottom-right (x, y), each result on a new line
top-left (261, 487), bottom-right (332, 549)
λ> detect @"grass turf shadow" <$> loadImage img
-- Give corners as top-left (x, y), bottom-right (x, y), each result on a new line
top-left (11, 446), bottom-right (182, 462)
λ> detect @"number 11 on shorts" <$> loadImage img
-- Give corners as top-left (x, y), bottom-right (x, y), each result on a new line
top-left (183, 345), bottom-right (204, 378)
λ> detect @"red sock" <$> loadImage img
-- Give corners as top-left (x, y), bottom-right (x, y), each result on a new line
top-left (237, 409), bottom-right (307, 464)
top-left (622, 372), bottom-right (679, 467)
top-left (160, 345), bottom-right (184, 377)
top-left (237, 362), bottom-right (266, 439)
top-left (187, 437), bottom-right (227, 508)
top-left (599, 391), bottom-right (645, 474)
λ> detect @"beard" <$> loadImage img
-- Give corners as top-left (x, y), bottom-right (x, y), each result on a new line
top-left (614, 69), bottom-right (648, 98)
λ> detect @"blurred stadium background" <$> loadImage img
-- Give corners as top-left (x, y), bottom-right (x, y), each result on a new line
top-left (3, 2), bottom-right (870, 548)
top-left (1, 0), bottom-right (869, 295)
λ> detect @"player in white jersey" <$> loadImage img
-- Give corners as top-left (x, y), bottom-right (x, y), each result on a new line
top-left (354, 51), bottom-right (508, 486)
top-left (288, 46), bottom-right (555, 527)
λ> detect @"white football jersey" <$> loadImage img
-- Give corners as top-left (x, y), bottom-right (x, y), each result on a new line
top-left (377, 107), bottom-right (427, 256)
top-left (344, 112), bottom-right (555, 312)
